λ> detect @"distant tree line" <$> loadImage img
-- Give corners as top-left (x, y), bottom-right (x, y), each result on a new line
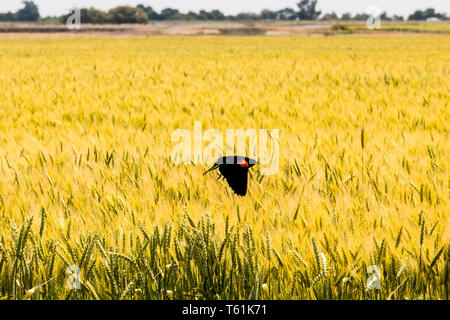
top-left (0, 1), bottom-right (39, 22)
top-left (407, 8), bottom-right (448, 21)
top-left (0, 1), bottom-right (448, 23)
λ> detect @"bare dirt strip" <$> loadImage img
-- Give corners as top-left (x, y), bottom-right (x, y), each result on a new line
top-left (0, 22), bottom-right (334, 38)
top-left (0, 22), bottom-right (447, 38)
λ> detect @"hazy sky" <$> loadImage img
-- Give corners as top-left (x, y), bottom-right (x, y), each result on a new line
top-left (2, 0), bottom-right (449, 17)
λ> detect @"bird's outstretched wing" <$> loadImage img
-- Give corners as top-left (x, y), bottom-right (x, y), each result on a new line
top-left (220, 166), bottom-right (248, 196)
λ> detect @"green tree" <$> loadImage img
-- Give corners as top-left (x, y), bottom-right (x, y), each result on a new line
top-left (59, 7), bottom-right (109, 24)
top-left (160, 8), bottom-right (179, 20)
top-left (210, 10), bottom-right (225, 20)
top-left (297, 0), bottom-right (321, 20)
top-left (353, 13), bottom-right (369, 21)
top-left (136, 4), bottom-right (162, 20)
top-left (0, 12), bottom-right (15, 22)
top-left (408, 8), bottom-right (447, 21)
top-left (261, 9), bottom-right (277, 20)
top-left (340, 12), bottom-right (352, 20)
top-left (321, 12), bottom-right (338, 21)
top-left (108, 6), bottom-right (148, 24)
top-left (197, 10), bottom-right (210, 20)
top-left (196, 10), bottom-right (225, 20)
top-left (186, 11), bottom-right (200, 20)
top-left (380, 12), bottom-right (392, 21)
top-left (277, 8), bottom-right (297, 20)
top-left (15, 1), bottom-right (40, 21)
top-left (235, 12), bottom-right (261, 20)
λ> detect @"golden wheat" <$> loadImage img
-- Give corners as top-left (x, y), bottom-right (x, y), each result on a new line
top-left (0, 35), bottom-right (448, 300)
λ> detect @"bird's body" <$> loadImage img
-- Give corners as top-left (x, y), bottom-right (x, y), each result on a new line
top-left (203, 156), bottom-right (257, 196)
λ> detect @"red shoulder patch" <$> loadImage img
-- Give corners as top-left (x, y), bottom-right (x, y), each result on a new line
top-left (237, 160), bottom-right (249, 168)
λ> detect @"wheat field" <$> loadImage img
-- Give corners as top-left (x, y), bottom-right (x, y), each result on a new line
top-left (0, 36), bottom-right (448, 300)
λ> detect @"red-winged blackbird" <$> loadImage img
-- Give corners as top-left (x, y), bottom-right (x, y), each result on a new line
top-left (203, 156), bottom-right (258, 196)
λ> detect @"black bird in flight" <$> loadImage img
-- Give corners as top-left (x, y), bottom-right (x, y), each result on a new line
top-left (203, 156), bottom-right (258, 196)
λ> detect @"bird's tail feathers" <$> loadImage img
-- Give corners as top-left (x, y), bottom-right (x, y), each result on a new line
top-left (203, 164), bottom-right (220, 175)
